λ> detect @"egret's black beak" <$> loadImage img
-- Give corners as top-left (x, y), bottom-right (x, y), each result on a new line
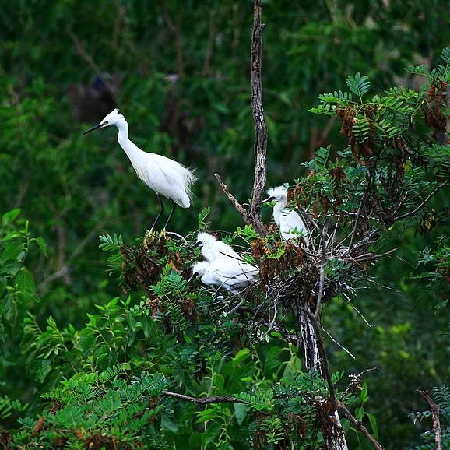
top-left (263, 196), bottom-right (275, 203)
top-left (83, 123), bottom-right (102, 135)
top-left (194, 241), bottom-right (202, 248)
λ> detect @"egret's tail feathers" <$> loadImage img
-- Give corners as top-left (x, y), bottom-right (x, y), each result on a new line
top-left (185, 167), bottom-right (197, 195)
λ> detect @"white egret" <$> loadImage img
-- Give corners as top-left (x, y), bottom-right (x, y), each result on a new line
top-left (196, 232), bottom-right (241, 262)
top-left (83, 108), bottom-right (196, 226)
top-left (266, 185), bottom-right (309, 246)
top-left (193, 233), bottom-right (258, 293)
top-left (192, 259), bottom-right (258, 293)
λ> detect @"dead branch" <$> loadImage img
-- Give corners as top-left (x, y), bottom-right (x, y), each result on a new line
top-left (417, 389), bottom-right (442, 450)
top-left (321, 326), bottom-right (356, 360)
top-left (249, 0), bottom-right (268, 223)
top-left (214, 173), bottom-right (250, 222)
top-left (315, 227), bottom-right (327, 317)
top-left (162, 391), bottom-right (245, 405)
top-left (337, 401), bottom-right (385, 450)
top-left (214, 0), bottom-right (267, 236)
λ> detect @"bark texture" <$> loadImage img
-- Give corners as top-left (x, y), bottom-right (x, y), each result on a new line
top-left (298, 307), bottom-right (348, 450)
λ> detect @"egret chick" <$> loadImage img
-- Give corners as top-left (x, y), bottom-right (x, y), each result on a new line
top-left (196, 232), bottom-right (241, 262)
top-left (266, 185), bottom-right (309, 246)
top-left (83, 108), bottom-right (196, 226)
top-left (192, 258), bottom-right (258, 293)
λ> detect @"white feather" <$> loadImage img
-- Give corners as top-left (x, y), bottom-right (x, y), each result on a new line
top-left (193, 233), bottom-right (258, 293)
top-left (193, 259), bottom-right (258, 293)
top-left (97, 109), bottom-right (196, 208)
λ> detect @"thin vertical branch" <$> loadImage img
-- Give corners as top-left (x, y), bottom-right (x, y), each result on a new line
top-left (249, 0), bottom-right (268, 224)
top-left (417, 390), bottom-right (442, 450)
top-left (214, 0), bottom-right (267, 236)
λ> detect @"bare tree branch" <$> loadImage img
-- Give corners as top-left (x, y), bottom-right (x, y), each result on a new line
top-left (417, 390), bottom-right (442, 450)
top-left (337, 401), bottom-right (385, 450)
top-left (213, 0), bottom-right (267, 236)
top-left (214, 173), bottom-right (250, 221)
top-left (249, 0), bottom-right (268, 224)
top-left (162, 391), bottom-right (245, 405)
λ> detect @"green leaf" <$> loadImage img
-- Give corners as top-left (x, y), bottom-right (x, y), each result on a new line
top-left (16, 268), bottom-right (36, 295)
top-left (367, 412), bottom-right (379, 439)
top-left (2, 209), bottom-right (21, 226)
top-left (234, 403), bottom-right (249, 425)
top-left (346, 72), bottom-right (371, 98)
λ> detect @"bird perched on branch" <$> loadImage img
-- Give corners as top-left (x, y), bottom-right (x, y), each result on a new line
top-left (196, 232), bottom-right (241, 262)
top-left (193, 232), bottom-right (258, 293)
top-left (83, 108), bottom-right (196, 227)
top-left (266, 185), bottom-right (309, 246)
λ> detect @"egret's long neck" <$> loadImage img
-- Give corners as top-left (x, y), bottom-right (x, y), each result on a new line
top-left (274, 197), bottom-right (288, 213)
top-left (116, 121), bottom-right (141, 161)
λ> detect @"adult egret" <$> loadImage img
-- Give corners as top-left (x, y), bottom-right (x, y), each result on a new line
top-left (83, 108), bottom-right (196, 226)
top-left (193, 233), bottom-right (258, 293)
top-left (266, 185), bottom-right (309, 246)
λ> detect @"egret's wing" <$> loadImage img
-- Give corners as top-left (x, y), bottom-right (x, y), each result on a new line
top-left (212, 258), bottom-right (258, 291)
top-left (143, 154), bottom-right (194, 207)
top-left (215, 241), bottom-right (242, 260)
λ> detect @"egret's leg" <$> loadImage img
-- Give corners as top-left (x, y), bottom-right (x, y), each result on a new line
top-left (151, 195), bottom-right (165, 229)
top-left (163, 203), bottom-right (176, 229)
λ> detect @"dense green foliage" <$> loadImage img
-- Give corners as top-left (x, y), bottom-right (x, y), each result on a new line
top-left (1, 1), bottom-right (449, 448)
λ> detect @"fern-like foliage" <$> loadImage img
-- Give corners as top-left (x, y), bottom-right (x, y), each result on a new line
top-left (15, 369), bottom-right (170, 448)
top-left (0, 395), bottom-right (26, 420)
top-left (99, 233), bottom-right (123, 274)
top-left (346, 72), bottom-right (371, 99)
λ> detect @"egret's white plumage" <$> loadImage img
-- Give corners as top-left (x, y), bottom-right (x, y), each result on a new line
top-left (192, 259), bottom-right (258, 293)
top-left (267, 185), bottom-right (309, 245)
top-left (193, 233), bottom-right (258, 293)
top-left (196, 232), bottom-right (241, 262)
top-left (84, 109), bottom-right (196, 208)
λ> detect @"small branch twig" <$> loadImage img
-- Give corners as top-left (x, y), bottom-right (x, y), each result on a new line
top-left (417, 389), bottom-right (442, 450)
top-left (162, 391), bottom-right (245, 405)
top-left (394, 182), bottom-right (447, 221)
top-left (321, 326), bottom-right (355, 360)
top-left (214, 173), bottom-right (250, 221)
top-left (315, 227), bottom-right (327, 317)
top-left (337, 401), bottom-right (385, 450)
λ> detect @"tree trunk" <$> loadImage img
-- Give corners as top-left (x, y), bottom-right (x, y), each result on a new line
top-left (298, 307), bottom-right (348, 450)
